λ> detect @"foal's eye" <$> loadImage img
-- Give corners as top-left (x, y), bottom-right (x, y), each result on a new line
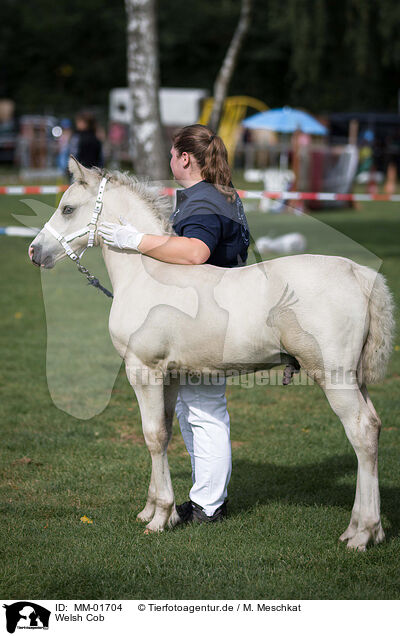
top-left (62, 205), bottom-right (74, 215)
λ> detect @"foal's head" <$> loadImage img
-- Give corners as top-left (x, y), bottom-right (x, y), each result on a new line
top-left (28, 157), bottom-right (107, 268)
top-left (28, 156), bottom-right (172, 269)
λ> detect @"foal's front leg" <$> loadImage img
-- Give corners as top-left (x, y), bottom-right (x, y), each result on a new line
top-left (133, 381), bottom-right (176, 532)
top-left (136, 463), bottom-right (157, 524)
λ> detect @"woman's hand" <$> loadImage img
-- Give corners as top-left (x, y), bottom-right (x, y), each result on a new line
top-left (98, 217), bottom-right (144, 251)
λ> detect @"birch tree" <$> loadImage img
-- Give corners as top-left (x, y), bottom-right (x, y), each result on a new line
top-left (208, 0), bottom-right (253, 132)
top-left (125, 0), bottom-right (168, 179)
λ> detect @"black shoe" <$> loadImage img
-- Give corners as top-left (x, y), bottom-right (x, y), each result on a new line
top-left (192, 500), bottom-right (227, 524)
top-left (176, 500), bottom-right (227, 524)
top-left (176, 500), bottom-right (194, 523)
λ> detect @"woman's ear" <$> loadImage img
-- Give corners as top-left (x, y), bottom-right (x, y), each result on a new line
top-left (181, 152), bottom-right (190, 168)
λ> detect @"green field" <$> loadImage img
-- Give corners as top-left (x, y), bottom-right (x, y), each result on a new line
top-left (0, 192), bottom-right (399, 600)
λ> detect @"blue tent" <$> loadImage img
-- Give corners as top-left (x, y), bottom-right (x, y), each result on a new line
top-left (242, 107), bottom-right (327, 135)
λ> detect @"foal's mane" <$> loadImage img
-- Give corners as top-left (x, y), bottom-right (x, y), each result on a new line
top-left (88, 167), bottom-right (174, 234)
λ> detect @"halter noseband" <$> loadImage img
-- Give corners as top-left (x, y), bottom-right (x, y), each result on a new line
top-left (42, 177), bottom-right (113, 298)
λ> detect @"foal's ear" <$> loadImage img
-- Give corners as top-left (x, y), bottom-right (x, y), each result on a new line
top-left (68, 155), bottom-right (99, 187)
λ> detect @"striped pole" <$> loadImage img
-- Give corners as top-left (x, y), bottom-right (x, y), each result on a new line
top-left (0, 226), bottom-right (40, 237)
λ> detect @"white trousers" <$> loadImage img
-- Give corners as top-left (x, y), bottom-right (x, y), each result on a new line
top-left (175, 378), bottom-right (232, 516)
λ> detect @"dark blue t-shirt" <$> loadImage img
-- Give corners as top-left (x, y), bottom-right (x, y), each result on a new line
top-left (171, 180), bottom-right (250, 268)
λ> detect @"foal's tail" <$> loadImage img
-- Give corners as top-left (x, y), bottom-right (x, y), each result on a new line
top-left (352, 264), bottom-right (395, 384)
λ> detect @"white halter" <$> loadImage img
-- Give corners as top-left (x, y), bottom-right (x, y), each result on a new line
top-left (44, 176), bottom-right (108, 262)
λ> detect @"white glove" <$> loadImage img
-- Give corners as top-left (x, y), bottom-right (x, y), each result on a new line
top-left (98, 217), bottom-right (144, 251)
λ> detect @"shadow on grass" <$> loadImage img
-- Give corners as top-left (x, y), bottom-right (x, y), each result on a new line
top-left (228, 454), bottom-right (400, 541)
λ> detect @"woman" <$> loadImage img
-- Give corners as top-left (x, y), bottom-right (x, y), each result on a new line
top-left (99, 124), bottom-right (250, 524)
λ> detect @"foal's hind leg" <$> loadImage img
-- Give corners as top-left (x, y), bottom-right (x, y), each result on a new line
top-left (339, 465), bottom-right (361, 543)
top-left (324, 386), bottom-right (384, 550)
top-left (360, 383), bottom-right (379, 420)
top-left (164, 381), bottom-right (182, 529)
top-left (339, 383), bottom-right (382, 542)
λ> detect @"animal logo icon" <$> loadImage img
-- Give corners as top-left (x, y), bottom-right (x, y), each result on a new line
top-left (3, 602), bottom-right (51, 633)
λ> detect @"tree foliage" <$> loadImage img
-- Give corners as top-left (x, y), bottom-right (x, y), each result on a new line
top-left (1, 0), bottom-right (400, 115)
top-left (0, 0), bottom-right (126, 113)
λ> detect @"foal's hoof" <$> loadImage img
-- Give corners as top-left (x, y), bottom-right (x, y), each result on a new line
top-left (346, 539), bottom-right (367, 552)
top-left (144, 518), bottom-right (166, 534)
top-left (339, 525), bottom-right (357, 543)
top-left (136, 508), bottom-right (155, 523)
top-left (341, 524), bottom-right (385, 551)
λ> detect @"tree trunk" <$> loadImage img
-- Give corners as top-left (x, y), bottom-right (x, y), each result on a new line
top-left (208, 0), bottom-right (253, 132)
top-left (125, 0), bottom-right (169, 180)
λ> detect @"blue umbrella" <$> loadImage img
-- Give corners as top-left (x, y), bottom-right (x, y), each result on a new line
top-left (242, 106), bottom-right (327, 135)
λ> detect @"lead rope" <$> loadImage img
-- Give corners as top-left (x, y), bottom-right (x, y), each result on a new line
top-left (76, 262), bottom-right (114, 298)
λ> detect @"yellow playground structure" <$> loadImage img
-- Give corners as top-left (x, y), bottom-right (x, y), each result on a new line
top-left (198, 95), bottom-right (267, 165)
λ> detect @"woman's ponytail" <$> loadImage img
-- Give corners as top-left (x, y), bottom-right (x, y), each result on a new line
top-left (202, 135), bottom-right (235, 201)
top-left (173, 124), bottom-right (235, 202)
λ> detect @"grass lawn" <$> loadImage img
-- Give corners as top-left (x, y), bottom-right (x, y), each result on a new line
top-left (0, 191), bottom-right (399, 600)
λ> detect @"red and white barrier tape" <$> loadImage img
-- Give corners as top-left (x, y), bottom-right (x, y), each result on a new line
top-left (0, 185), bottom-right (68, 195)
top-left (0, 184), bottom-right (399, 202)
top-left (237, 191), bottom-right (400, 202)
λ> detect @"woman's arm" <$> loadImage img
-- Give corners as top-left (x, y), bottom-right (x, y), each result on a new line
top-left (138, 234), bottom-right (210, 265)
top-left (98, 220), bottom-right (210, 265)
top-left (99, 219), bottom-right (211, 265)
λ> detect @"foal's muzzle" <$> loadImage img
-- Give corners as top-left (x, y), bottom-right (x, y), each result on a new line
top-left (28, 239), bottom-right (55, 269)
top-left (29, 243), bottom-right (41, 266)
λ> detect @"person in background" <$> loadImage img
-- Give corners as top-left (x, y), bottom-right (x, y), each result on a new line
top-left (70, 111), bottom-right (103, 169)
top-left (57, 118), bottom-right (73, 178)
